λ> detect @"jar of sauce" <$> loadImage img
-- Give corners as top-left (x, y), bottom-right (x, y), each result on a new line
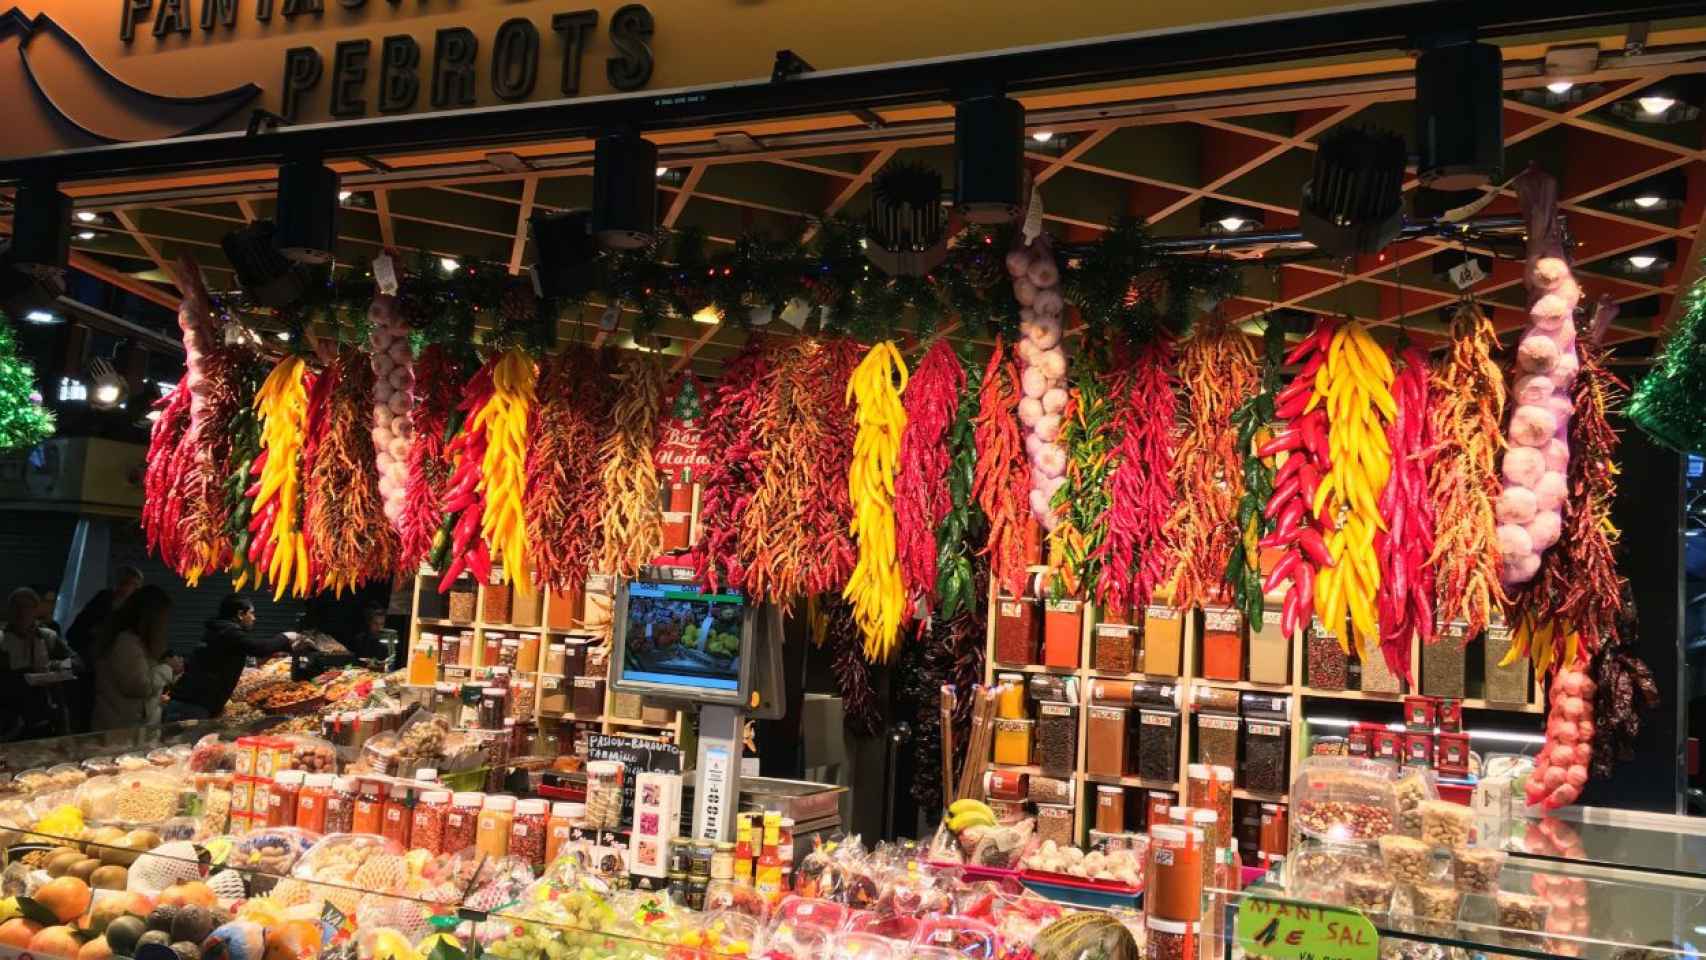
top-left (546, 801), bottom-right (576, 865)
top-left (296, 773), bottom-right (332, 833)
top-left (412, 790), bottom-right (451, 854)
top-left (352, 779), bottom-right (385, 835)
top-left (382, 781), bottom-right (414, 847)
top-left (324, 776), bottom-right (358, 834)
top-left (476, 795), bottom-right (515, 858)
top-left (509, 798), bottom-right (548, 868)
top-left (445, 792), bottom-right (483, 852)
top-left (268, 770), bottom-right (304, 827)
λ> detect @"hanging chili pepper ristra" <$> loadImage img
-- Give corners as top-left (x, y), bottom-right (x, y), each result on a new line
top-left (844, 340), bottom-right (909, 662)
top-left (1373, 346), bottom-right (1437, 681)
top-left (305, 350), bottom-right (398, 595)
top-left (597, 353), bottom-right (666, 580)
top-left (248, 355), bottom-right (313, 600)
top-left (1092, 336), bottom-right (1179, 619)
top-left (691, 340), bottom-right (774, 593)
top-left (895, 339), bottom-right (966, 610)
top-left (1226, 319), bottom-right (1286, 626)
top-left (1258, 317), bottom-right (1335, 640)
top-left (434, 359), bottom-right (496, 588)
top-left (399, 344), bottom-right (468, 573)
top-left (973, 338), bottom-right (1031, 602)
top-left (1044, 360), bottom-right (1113, 598)
top-left (524, 346), bottom-right (612, 593)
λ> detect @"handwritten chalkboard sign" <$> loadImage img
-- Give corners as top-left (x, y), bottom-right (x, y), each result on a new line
top-left (586, 733), bottom-right (684, 822)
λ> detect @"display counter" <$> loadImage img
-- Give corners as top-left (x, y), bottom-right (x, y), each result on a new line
top-left (1502, 806), bottom-right (1706, 880)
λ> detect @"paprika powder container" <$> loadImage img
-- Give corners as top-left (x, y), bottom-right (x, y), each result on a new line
top-left (295, 773), bottom-right (331, 834)
top-left (412, 790), bottom-right (451, 854)
top-left (511, 588), bottom-right (543, 629)
top-left (509, 797), bottom-right (549, 868)
top-left (1146, 824), bottom-right (1204, 921)
top-left (352, 779), bottom-right (385, 835)
top-left (1094, 785), bottom-right (1125, 833)
top-left (546, 586), bottom-right (583, 630)
top-left (482, 574), bottom-right (512, 624)
top-left (1085, 706), bottom-right (1127, 777)
top-left (516, 633), bottom-right (540, 673)
top-left (994, 593), bottom-right (1040, 665)
top-left (483, 633), bottom-right (504, 670)
top-left (1041, 598), bottom-right (1083, 668)
top-left (1198, 607), bottom-right (1244, 681)
top-left (268, 770), bottom-right (303, 827)
top-left (1093, 622), bottom-right (1137, 675)
top-left (1142, 604), bottom-right (1184, 677)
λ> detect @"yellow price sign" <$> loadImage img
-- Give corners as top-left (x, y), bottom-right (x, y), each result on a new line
top-left (1234, 896), bottom-right (1379, 960)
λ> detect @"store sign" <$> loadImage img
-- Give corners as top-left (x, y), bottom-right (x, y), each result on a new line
top-left (117, 2), bottom-right (657, 121)
top-left (1234, 897), bottom-right (1379, 960)
top-left (655, 376), bottom-right (710, 483)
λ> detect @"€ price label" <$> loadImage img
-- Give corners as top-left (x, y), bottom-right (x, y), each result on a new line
top-left (1234, 897), bottom-right (1379, 960)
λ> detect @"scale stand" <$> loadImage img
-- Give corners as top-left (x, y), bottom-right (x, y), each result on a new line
top-left (689, 601), bottom-right (785, 842)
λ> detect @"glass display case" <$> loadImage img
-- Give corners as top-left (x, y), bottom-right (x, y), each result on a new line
top-left (0, 717), bottom-right (285, 773)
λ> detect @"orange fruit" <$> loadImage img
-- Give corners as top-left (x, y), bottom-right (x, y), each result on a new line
top-left (78, 935), bottom-right (115, 960)
top-left (261, 919), bottom-right (322, 960)
top-left (28, 924), bottom-right (83, 959)
top-left (0, 918), bottom-right (42, 948)
top-left (34, 877), bottom-right (94, 924)
top-left (159, 882), bottom-right (216, 910)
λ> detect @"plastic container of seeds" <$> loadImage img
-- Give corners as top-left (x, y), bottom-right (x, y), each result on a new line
top-left (1290, 757), bottom-right (1398, 845)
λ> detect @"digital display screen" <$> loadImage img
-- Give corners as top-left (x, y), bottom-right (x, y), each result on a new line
top-left (618, 581), bottom-right (746, 692)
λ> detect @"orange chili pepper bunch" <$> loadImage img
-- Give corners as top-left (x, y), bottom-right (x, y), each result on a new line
top-left (305, 350), bottom-right (398, 596)
top-left (597, 353), bottom-right (666, 579)
top-left (972, 337), bottom-right (1032, 601)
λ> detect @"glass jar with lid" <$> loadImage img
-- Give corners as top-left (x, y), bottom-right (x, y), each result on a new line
top-left (477, 794), bottom-right (516, 857)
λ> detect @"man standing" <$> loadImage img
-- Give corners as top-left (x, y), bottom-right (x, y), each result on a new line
top-left (64, 565), bottom-right (142, 731)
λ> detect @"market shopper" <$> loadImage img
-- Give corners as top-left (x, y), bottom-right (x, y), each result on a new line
top-left (166, 594), bottom-right (291, 721)
top-left (1, 586), bottom-right (79, 740)
top-left (90, 585), bottom-right (179, 730)
top-left (65, 565), bottom-right (143, 730)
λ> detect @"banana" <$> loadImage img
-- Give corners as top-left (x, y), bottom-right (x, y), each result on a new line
top-left (947, 810), bottom-right (996, 832)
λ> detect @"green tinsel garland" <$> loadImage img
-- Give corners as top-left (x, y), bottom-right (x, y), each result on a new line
top-left (0, 315), bottom-right (55, 452)
top-left (1628, 278), bottom-right (1706, 453)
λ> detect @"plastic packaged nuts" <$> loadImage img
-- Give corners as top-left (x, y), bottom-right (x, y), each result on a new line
top-left (1419, 799), bottom-right (1474, 848)
top-left (1451, 846), bottom-right (1506, 893)
top-left (1410, 883), bottom-right (1463, 923)
top-left (1343, 872), bottom-right (1395, 913)
top-left (1378, 835), bottom-right (1435, 886)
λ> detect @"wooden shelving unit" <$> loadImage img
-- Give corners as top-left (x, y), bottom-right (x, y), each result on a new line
top-left (982, 571), bottom-right (1543, 847)
top-left (407, 570), bottom-right (683, 742)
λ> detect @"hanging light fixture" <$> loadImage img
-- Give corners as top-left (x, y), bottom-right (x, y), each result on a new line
top-left (1201, 198), bottom-right (1264, 235)
top-left (1611, 80), bottom-right (1699, 124)
top-left (221, 220), bottom-right (310, 309)
top-left (1620, 241), bottom-right (1674, 274)
top-left (1299, 126), bottom-right (1406, 258)
top-left (953, 92), bottom-right (1025, 224)
top-left (1611, 170), bottom-right (1685, 214)
top-left (1414, 40), bottom-right (1503, 189)
top-left (273, 159), bottom-right (341, 264)
top-left (592, 130), bottom-right (659, 250)
top-left (87, 358), bottom-right (129, 411)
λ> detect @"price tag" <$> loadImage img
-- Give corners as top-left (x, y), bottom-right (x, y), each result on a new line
top-left (1447, 257), bottom-right (1487, 290)
top-left (1235, 897), bottom-right (1379, 960)
top-left (373, 252), bottom-right (399, 295)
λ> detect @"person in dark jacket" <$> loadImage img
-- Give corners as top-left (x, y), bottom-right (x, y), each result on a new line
top-left (165, 595), bottom-right (290, 721)
top-left (65, 565), bottom-right (142, 731)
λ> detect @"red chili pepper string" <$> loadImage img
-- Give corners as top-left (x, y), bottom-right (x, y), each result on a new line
top-left (435, 359), bottom-right (496, 590)
top-left (1092, 337), bottom-right (1179, 617)
top-left (524, 346), bottom-right (613, 593)
top-left (1373, 347), bottom-right (1437, 683)
top-left (399, 344), bottom-right (466, 573)
top-left (143, 373), bottom-right (194, 570)
top-left (896, 340), bottom-right (967, 610)
top-left (691, 339), bottom-right (776, 593)
top-left (973, 337), bottom-right (1031, 600)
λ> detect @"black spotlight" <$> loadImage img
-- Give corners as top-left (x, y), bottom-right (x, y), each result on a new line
top-left (1414, 41), bottom-right (1503, 190)
top-left (274, 159), bottom-right (341, 264)
top-left (528, 209), bottom-right (600, 300)
top-left (222, 220), bottom-right (311, 309)
top-left (0, 179), bottom-right (71, 319)
top-left (592, 131), bottom-right (658, 250)
top-left (954, 93), bottom-right (1025, 224)
top-left (1300, 127), bottom-right (1406, 259)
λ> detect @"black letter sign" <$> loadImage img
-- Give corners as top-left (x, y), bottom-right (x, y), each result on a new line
top-left (330, 39), bottom-right (371, 118)
top-left (378, 35), bottom-right (420, 113)
top-left (120, 0), bottom-right (152, 42)
top-left (256, 0), bottom-right (273, 21)
top-left (281, 46), bottom-right (324, 122)
top-left (551, 10), bottom-right (597, 96)
top-left (491, 18), bottom-right (540, 101)
top-left (431, 27), bottom-right (478, 109)
top-left (281, 0), bottom-right (323, 16)
top-left (606, 4), bottom-right (654, 92)
top-left (200, 0), bottom-right (238, 30)
top-left (152, 0), bottom-right (189, 37)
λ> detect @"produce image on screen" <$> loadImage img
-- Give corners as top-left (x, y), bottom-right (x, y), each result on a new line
top-left (619, 581), bottom-right (745, 692)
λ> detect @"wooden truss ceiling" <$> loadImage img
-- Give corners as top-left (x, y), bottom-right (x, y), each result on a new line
top-left (37, 37), bottom-right (1706, 376)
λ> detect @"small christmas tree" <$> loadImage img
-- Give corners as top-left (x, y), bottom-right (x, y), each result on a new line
top-left (1628, 278), bottom-right (1706, 453)
top-left (0, 313), bottom-right (55, 452)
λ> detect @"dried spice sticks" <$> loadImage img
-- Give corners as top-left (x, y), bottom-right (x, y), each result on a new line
top-left (1169, 318), bottom-right (1259, 611)
top-left (524, 346), bottom-right (611, 593)
top-left (598, 353), bottom-right (666, 579)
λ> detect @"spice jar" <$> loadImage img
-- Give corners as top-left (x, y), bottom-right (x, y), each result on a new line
top-left (417, 575), bottom-right (447, 618)
top-left (324, 776), bottom-right (357, 834)
top-left (1041, 599), bottom-right (1082, 668)
top-left (1483, 618), bottom-right (1529, 703)
top-left (1199, 607), bottom-right (1244, 681)
top-left (1142, 605), bottom-right (1184, 676)
top-left (1258, 803), bottom-right (1288, 863)
top-left (994, 674), bottom-right (1027, 719)
top-left (268, 770), bottom-right (303, 827)
top-left (353, 779), bottom-right (385, 835)
top-left (1187, 764), bottom-right (1235, 837)
top-left (1036, 803), bottom-right (1073, 846)
top-left (1146, 824), bottom-right (1204, 921)
top-left (1360, 647), bottom-right (1402, 694)
top-left (483, 633), bottom-right (503, 669)
top-left (1137, 709), bottom-right (1180, 783)
top-left (992, 718), bottom-right (1033, 766)
top-left (479, 687), bottom-right (507, 729)
top-left (546, 585), bottom-right (582, 630)
top-left (1248, 608), bottom-right (1291, 684)
top-left (1035, 702), bottom-right (1077, 776)
top-left (994, 595), bottom-right (1040, 665)
top-left (412, 790), bottom-right (451, 853)
top-left (1145, 790), bottom-right (1176, 830)
top-left (1086, 707), bottom-right (1127, 777)
top-left (1095, 785), bottom-right (1125, 833)
top-left (511, 588), bottom-right (543, 629)
top-left (1422, 623), bottom-right (1468, 698)
top-left (1144, 917), bottom-right (1197, 960)
top-left (499, 637), bottom-right (521, 669)
top-left (409, 634), bottom-right (439, 685)
top-left (1196, 714), bottom-right (1240, 769)
top-left (584, 761), bottom-right (624, 829)
top-left (544, 643), bottom-right (568, 676)
top-left (516, 633), bottom-right (540, 673)
top-left (546, 801), bottom-right (577, 864)
top-left (1307, 621), bottom-right (1348, 690)
top-left (572, 676), bottom-right (605, 716)
top-left (539, 675), bottom-right (567, 714)
top-left (295, 773), bottom-right (332, 833)
top-left (456, 630), bottom-right (475, 667)
top-left (510, 798), bottom-right (549, 868)
top-left (448, 580), bottom-right (477, 622)
top-left (476, 795), bottom-right (516, 857)
top-left (483, 576), bottom-right (513, 623)
top-left (382, 781), bottom-right (414, 847)
top-left (445, 791), bottom-right (483, 852)
top-left (1243, 719), bottom-right (1291, 794)
top-left (1093, 623), bottom-right (1136, 675)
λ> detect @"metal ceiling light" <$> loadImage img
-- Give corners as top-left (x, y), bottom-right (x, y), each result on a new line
top-left (1201, 199), bottom-right (1264, 234)
top-left (1611, 80), bottom-right (1700, 124)
top-left (1299, 127), bottom-right (1406, 258)
top-left (221, 220), bottom-right (310, 309)
top-left (865, 162), bottom-right (949, 276)
top-left (527, 208), bottom-right (600, 300)
top-left (1611, 170), bottom-right (1684, 214)
top-left (87, 358), bottom-right (129, 411)
top-left (1620, 241), bottom-right (1674, 274)
top-left (592, 130), bottom-right (659, 250)
top-left (273, 159), bottom-right (341, 264)
top-left (1414, 40), bottom-right (1503, 189)
top-left (954, 93), bottom-right (1025, 224)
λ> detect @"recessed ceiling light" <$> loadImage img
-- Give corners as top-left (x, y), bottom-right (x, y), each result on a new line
top-left (691, 306), bottom-right (722, 325)
top-left (1627, 254), bottom-right (1658, 270)
top-left (1218, 217), bottom-right (1247, 232)
top-left (1031, 130), bottom-right (1054, 143)
top-left (338, 190), bottom-right (353, 202)
top-left (76, 231), bottom-right (96, 241)
top-left (1638, 95), bottom-right (1676, 116)
top-left (439, 257), bottom-right (460, 273)
top-left (655, 166), bottom-right (668, 178)
top-left (1545, 81), bottom-right (1574, 95)
top-left (145, 408), bottom-right (162, 422)
top-left (1632, 195), bottom-right (1663, 209)
top-left (23, 310), bottom-right (59, 324)
top-left (274, 330), bottom-right (291, 341)
top-left (75, 211), bottom-right (97, 223)
top-left (91, 382), bottom-right (123, 407)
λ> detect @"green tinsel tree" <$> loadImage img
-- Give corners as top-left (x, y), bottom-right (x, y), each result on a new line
top-left (0, 315), bottom-right (54, 452)
top-left (1628, 277), bottom-right (1706, 453)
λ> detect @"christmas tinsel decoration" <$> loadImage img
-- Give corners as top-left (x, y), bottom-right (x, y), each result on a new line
top-left (1627, 278), bottom-right (1706, 453)
top-left (0, 315), bottom-right (55, 452)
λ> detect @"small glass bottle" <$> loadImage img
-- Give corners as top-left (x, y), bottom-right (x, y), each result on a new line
top-left (476, 794), bottom-right (516, 858)
top-left (711, 842), bottom-right (734, 883)
top-left (381, 781), bottom-right (414, 847)
top-left (352, 779), bottom-right (385, 835)
top-left (268, 770), bottom-right (304, 827)
top-left (732, 813), bottom-right (754, 885)
top-left (444, 792), bottom-right (483, 852)
top-left (324, 775), bottom-right (357, 834)
top-left (510, 798), bottom-right (548, 868)
top-left (295, 773), bottom-right (332, 833)
top-left (412, 790), bottom-right (451, 854)
top-left (755, 811), bottom-right (783, 904)
top-left (546, 801), bottom-right (576, 865)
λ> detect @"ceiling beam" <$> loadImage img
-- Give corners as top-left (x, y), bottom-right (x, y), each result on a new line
top-left (67, 252), bottom-right (178, 310)
top-left (801, 146), bottom-right (898, 244)
top-left (111, 211), bottom-right (182, 294)
top-left (664, 163), bottom-right (707, 229)
top-left (235, 198), bottom-right (257, 222)
top-left (508, 175), bottom-right (539, 276)
top-left (373, 189), bottom-right (398, 249)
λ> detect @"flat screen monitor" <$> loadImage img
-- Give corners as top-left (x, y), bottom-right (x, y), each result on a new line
top-left (609, 577), bottom-right (754, 706)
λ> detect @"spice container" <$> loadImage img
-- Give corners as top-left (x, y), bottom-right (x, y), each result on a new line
top-left (1035, 702), bottom-right (1077, 776)
top-left (1095, 785), bottom-right (1125, 833)
top-left (1146, 790), bottom-right (1176, 829)
top-left (268, 770), bottom-right (303, 827)
top-left (412, 790), bottom-right (450, 854)
top-left (547, 801), bottom-right (577, 864)
top-left (995, 674), bottom-right (1027, 719)
top-left (1258, 803), bottom-right (1289, 862)
top-left (478, 687), bottom-right (507, 728)
top-left (1147, 824), bottom-right (1204, 921)
top-left (1036, 803), bottom-right (1073, 846)
top-left (409, 634), bottom-right (439, 685)
top-left (1199, 607), bottom-right (1244, 681)
top-left (1090, 679), bottom-right (1132, 704)
top-left (994, 595), bottom-right (1040, 664)
top-left (353, 779), bottom-right (385, 835)
top-left (1307, 621), bottom-right (1348, 690)
top-left (1248, 608), bottom-right (1291, 684)
top-left (518, 633), bottom-right (541, 671)
top-left (476, 794), bottom-right (515, 857)
top-left (1041, 599), bottom-right (1082, 668)
top-left (456, 630), bottom-right (475, 667)
top-left (572, 677), bottom-right (605, 717)
top-left (510, 797), bottom-right (549, 868)
top-left (417, 576), bottom-right (447, 618)
top-left (294, 773), bottom-right (331, 833)
top-left (1422, 624), bottom-right (1469, 698)
top-left (1027, 775), bottom-right (1073, 805)
top-left (1027, 673), bottom-right (1077, 704)
top-left (448, 580), bottom-right (477, 622)
top-left (609, 690), bottom-right (642, 720)
top-left (1142, 605), bottom-right (1184, 676)
top-left (382, 781), bottom-right (413, 847)
top-left (445, 792), bottom-right (483, 852)
top-left (1144, 917), bottom-right (1197, 960)
top-left (1187, 764), bottom-right (1234, 836)
top-left (1086, 706), bottom-right (1127, 777)
top-left (546, 585), bottom-right (582, 630)
top-left (1360, 648), bottom-right (1401, 694)
top-left (1193, 683), bottom-right (1241, 715)
top-left (1291, 757), bottom-right (1398, 843)
top-left (992, 718), bottom-right (1033, 766)
top-left (539, 675), bottom-right (567, 714)
top-left (1196, 714), bottom-right (1240, 769)
top-left (511, 588), bottom-right (543, 628)
top-left (1093, 623), bottom-right (1136, 674)
top-left (324, 776), bottom-right (357, 834)
top-left (1137, 709), bottom-right (1180, 783)
top-left (585, 761), bottom-right (624, 829)
top-left (987, 769), bottom-right (1027, 802)
top-left (483, 576), bottom-right (513, 623)
top-left (1483, 618), bottom-right (1529, 703)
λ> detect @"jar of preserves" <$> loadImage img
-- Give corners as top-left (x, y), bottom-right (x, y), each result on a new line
top-left (382, 781), bottom-right (414, 847)
top-left (296, 773), bottom-right (332, 833)
top-left (477, 795), bottom-right (516, 858)
top-left (546, 801), bottom-right (577, 864)
top-left (445, 791), bottom-right (483, 852)
top-left (510, 798), bottom-right (548, 868)
top-left (412, 790), bottom-right (451, 854)
top-left (268, 770), bottom-right (304, 827)
top-left (352, 778), bottom-right (385, 835)
top-left (324, 776), bottom-right (358, 834)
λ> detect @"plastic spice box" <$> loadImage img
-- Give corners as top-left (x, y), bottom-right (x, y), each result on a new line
top-left (1199, 607), bottom-right (1245, 681)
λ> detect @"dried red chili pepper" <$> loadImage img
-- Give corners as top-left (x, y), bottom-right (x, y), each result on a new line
top-left (896, 340), bottom-right (966, 609)
top-left (1092, 337), bottom-right (1179, 618)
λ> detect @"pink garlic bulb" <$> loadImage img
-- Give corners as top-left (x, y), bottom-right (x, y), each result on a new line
top-left (1011, 236), bottom-right (1069, 531)
top-left (1501, 255), bottom-right (1578, 586)
top-left (367, 294), bottom-right (414, 529)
